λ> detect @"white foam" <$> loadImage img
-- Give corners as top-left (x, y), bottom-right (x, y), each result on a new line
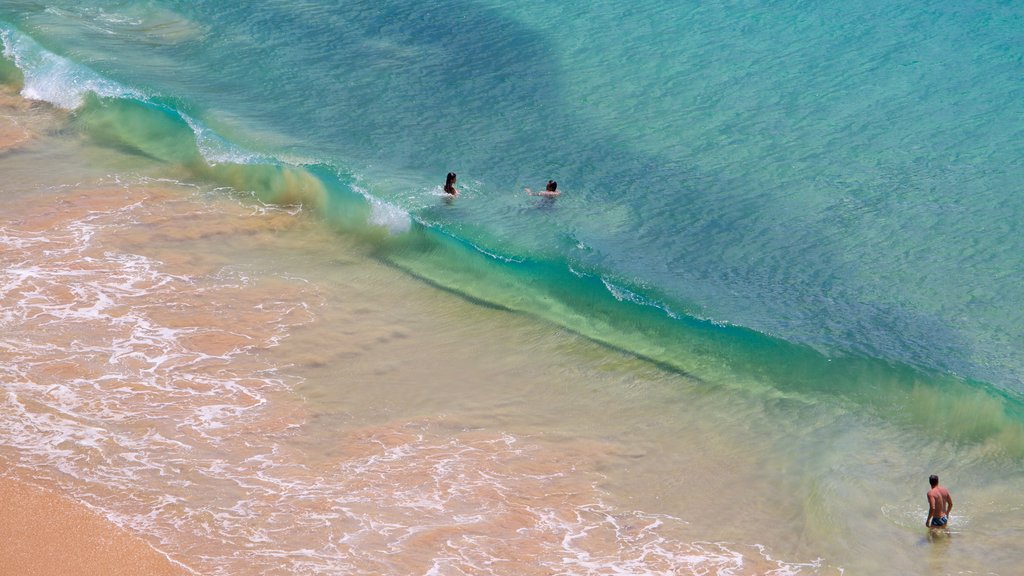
top-left (367, 196), bottom-right (412, 234)
top-left (0, 25), bottom-right (145, 109)
top-left (601, 276), bottom-right (683, 320)
top-left (0, 24), bottom-right (273, 177)
top-left (180, 113), bottom-right (269, 166)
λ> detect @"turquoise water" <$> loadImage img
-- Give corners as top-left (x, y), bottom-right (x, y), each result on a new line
top-left (2, 0), bottom-right (1023, 438)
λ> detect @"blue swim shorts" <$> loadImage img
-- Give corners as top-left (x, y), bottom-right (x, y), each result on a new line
top-left (930, 515), bottom-right (948, 527)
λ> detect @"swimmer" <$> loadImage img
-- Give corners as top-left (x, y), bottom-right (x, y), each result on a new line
top-left (526, 180), bottom-right (560, 198)
top-left (443, 172), bottom-right (459, 196)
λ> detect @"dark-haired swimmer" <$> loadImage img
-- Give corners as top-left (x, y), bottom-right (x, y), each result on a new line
top-left (526, 180), bottom-right (559, 198)
top-left (443, 172), bottom-right (459, 196)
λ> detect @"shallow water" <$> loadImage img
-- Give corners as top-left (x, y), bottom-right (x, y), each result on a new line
top-left (1, 90), bottom-right (1022, 574)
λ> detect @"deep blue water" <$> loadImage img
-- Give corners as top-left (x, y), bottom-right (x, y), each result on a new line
top-left (2, 0), bottom-right (1022, 406)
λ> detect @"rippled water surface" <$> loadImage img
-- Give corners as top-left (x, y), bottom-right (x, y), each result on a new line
top-left (2, 0), bottom-right (1023, 388)
top-left (1, 1), bottom-right (1023, 574)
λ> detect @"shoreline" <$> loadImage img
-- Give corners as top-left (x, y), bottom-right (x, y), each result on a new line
top-left (1, 81), bottom-right (188, 576)
top-left (0, 50), bottom-right (1021, 574)
top-left (0, 473), bottom-right (189, 576)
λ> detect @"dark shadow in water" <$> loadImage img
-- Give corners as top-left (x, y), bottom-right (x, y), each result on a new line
top-left (165, 0), bottom-right (984, 391)
top-left (10, 1), bottom-right (1016, 432)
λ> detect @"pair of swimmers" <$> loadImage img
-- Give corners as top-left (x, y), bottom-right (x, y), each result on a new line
top-left (444, 172), bottom-right (559, 198)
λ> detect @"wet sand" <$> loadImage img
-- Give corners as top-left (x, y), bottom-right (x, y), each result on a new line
top-left (0, 473), bottom-right (187, 576)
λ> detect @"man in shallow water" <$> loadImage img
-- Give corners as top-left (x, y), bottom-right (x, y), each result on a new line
top-left (926, 474), bottom-right (953, 529)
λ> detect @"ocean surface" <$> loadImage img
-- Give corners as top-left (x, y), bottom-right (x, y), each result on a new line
top-left (1, 1), bottom-right (1023, 574)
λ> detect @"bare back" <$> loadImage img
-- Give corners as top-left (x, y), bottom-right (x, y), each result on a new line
top-left (927, 486), bottom-right (952, 518)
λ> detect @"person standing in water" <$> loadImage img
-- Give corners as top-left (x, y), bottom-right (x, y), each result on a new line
top-left (925, 474), bottom-right (953, 528)
top-left (526, 180), bottom-right (559, 198)
top-left (443, 172), bottom-right (459, 196)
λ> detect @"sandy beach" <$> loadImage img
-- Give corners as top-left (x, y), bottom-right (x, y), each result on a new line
top-left (0, 473), bottom-right (186, 576)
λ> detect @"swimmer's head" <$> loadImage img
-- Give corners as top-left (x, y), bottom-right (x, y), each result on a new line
top-left (546, 180), bottom-right (557, 191)
top-left (929, 475), bottom-right (939, 487)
